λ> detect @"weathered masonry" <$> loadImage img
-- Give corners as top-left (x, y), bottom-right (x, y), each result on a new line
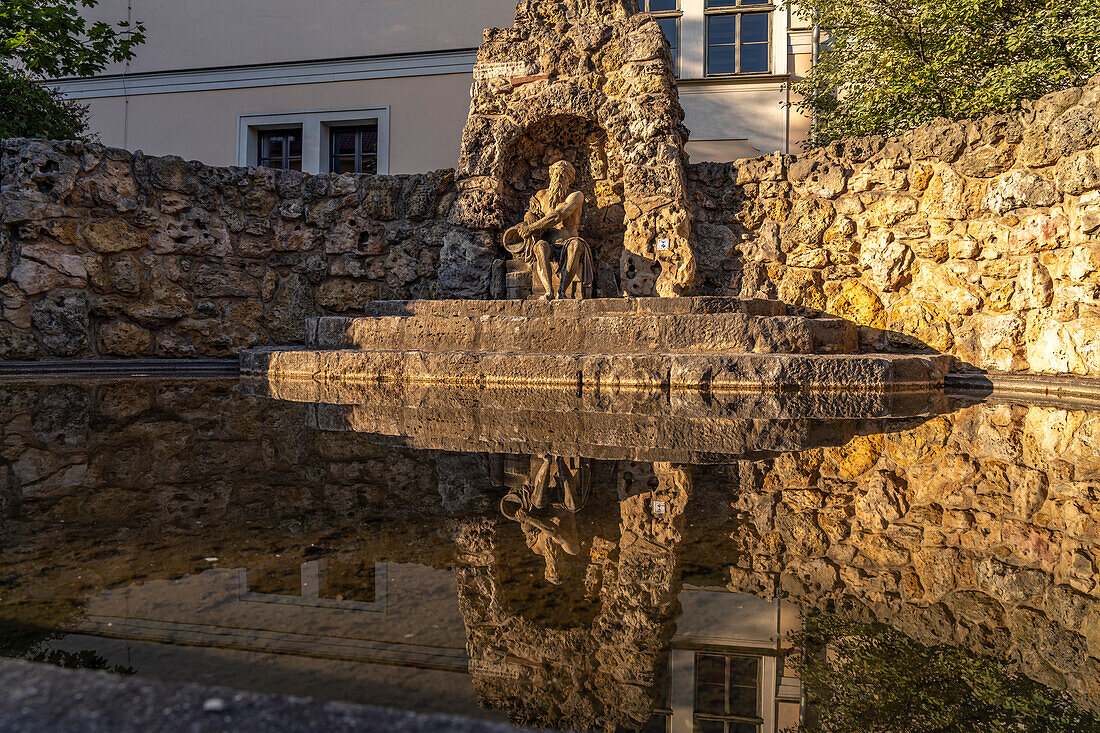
top-left (2, 10), bottom-right (1099, 377)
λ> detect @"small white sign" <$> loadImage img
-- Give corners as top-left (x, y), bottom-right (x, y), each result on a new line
top-left (653, 501), bottom-right (667, 515)
top-left (656, 238), bottom-right (671, 252)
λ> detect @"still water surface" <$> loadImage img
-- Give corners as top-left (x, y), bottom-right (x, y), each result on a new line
top-left (2, 379), bottom-right (1100, 732)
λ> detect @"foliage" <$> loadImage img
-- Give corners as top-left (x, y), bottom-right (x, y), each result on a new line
top-left (0, 0), bottom-right (144, 140)
top-left (791, 0), bottom-right (1100, 147)
top-left (788, 611), bottom-right (1100, 733)
top-left (1, 0), bottom-right (145, 79)
top-left (0, 68), bottom-right (89, 139)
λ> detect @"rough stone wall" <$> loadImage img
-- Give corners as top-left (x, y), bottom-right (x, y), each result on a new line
top-left (0, 139), bottom-right (478, 360)
top-left (717, 399), bottom-right (1100, 711)
top-left (454, 0), bottom-right (698, 297)
top-left (688, 75), bottom-right (1100, 376)
top-left (3, 74), bottom-right (1100, 374)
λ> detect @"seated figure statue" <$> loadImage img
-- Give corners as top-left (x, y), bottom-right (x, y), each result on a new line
top-left (503, 160), bottom-right (594, 299)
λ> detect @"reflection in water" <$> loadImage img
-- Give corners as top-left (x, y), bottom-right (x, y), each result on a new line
top-left (500, 456), bottom-right (590, 583)
top-left (2, 380), bottom-right (1100, 731)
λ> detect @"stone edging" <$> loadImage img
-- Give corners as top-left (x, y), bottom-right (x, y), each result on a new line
top-left (0, 358), bottom-right (239, 379)
top-left (946, 371), bottom-right (1100, 403)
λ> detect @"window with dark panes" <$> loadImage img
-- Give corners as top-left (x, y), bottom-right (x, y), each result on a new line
top-left (257, 128), bottom-right (303, 171)
top-left (642, 0), bottom-right (681, 77)
top-left (329, 123), bottom-right (379, 174)
top-left (693, 653), bottom-right (763, 733)
top-left (705, 0), bottom-right (772, 76)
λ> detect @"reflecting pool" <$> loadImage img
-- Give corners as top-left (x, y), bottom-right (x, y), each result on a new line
top-left (3, 379), bottom-right (1100, 732)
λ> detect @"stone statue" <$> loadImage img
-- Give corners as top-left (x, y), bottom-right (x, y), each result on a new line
top-left (503, 160), bottom-right (594, 299)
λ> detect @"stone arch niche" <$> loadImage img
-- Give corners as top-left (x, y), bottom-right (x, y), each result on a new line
top-left (500, 115), bottom-right (627, 297)
top-left (451, 0), bottom-right (697, 297)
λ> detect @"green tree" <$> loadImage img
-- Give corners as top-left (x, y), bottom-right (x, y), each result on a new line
top-left (1, 0), bottom-right (145, 140)
top-left (791, 0), bottom-right (1100, 148)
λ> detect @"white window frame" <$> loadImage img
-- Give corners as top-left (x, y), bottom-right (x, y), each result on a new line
top-left (237, 106), bottom-right (391, 175)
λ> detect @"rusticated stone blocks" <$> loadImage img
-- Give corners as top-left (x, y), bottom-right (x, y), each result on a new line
top-left (688, 73), bottom-right (1100, 378)
top-left (0, 139), bottom-right (467, 359)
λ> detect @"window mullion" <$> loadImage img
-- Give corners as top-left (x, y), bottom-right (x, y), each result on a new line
top-left (736, 13), bottom-right (741, 74)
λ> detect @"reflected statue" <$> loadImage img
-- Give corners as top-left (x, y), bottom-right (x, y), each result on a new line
top-left (503, 160), bottom-right (594, 300)
top-left (500, 455), bottom-right (592, 584)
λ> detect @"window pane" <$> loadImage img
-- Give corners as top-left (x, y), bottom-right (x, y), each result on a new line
top-left (334, 156), bottom-right (357, 174)
top-left (648, 0), bottom-right (678, 10)
top-left (739, 0), bottom-right (770, 5)
top-left (640, 714), bottom-right (671, 733)
top-left (728, 685), bottom-right (759, 717)
top-left (741, 13), bottom-right (769, 43)
top-left (741, 43), bottom-right (769, 73)
top-left (360, 127), bottom-right (379, 155)
top-left (697, 683), bottom-right (727, 715)
top-left (708, 45), bottom-right (735, 74)
top-left (289, 158), bottom-right (302, 172)
top-left (657, 17), bottom-right (678, 48)
top-left (705, 0), bottom-right (737, 7)
top-left (728, 657), bottom-right (759, 687)
top-left (697, 654), bottom-right (726, 685)
top-left (267, 135), bottom-right (284, 160)
top-left (361, 155), bottom-right (378, 175)
top-left (729, 725), bottom-right (760, 733)
top-left (693, 721), bottom-right (725, 733)
top-left (288, 134), bottom-right (302, 157)
top-left (708, 15), bottom-right (736, 44)
top-left (333, 131), bottom-right (358, 156)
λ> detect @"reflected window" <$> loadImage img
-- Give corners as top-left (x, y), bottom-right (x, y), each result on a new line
top-left (257, 128), bottom-right (303, 171)
top-left (694, 653), bottom-right (763, 732)
top-left (642, 0), bottom-right (681, 77)
top-left (329, 123), bottom-right (379, 174)
top-left (639, 655), bottom-right (673, 732)
top-left (705, 0), bottom-right (772, 76)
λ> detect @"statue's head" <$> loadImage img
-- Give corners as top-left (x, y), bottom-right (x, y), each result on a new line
top-left (549, 160), bottom-right (576, 186)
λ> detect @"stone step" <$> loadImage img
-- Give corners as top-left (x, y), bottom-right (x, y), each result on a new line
top-left (362, 296), bottom-right (787, 318)
top-left (308, 313), bottom-right (859, 356)
top-left (241, 347), bottom-right (952, 392)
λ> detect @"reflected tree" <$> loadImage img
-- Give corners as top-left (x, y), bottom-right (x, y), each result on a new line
top-left (789, 611), bottom-right (1100, 733)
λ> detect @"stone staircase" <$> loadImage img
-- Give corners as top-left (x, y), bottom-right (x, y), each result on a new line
top-left (240, 297), bottom-right (952, 392)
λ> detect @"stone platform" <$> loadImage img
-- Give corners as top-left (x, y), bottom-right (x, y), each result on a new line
top-left (240, 297), bottom-right (952, 392)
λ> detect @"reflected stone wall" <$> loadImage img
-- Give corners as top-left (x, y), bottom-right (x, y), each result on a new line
top-left (6, 383), bottom-right (1100, 721)
top-left (722, 399), bottom-right (1100, 711)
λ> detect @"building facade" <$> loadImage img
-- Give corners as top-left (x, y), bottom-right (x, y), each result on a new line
top-left (57, 0), bottom-right (813, 175)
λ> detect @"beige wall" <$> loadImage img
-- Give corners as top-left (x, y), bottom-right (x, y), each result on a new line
top-left (73, 1), bottom-right (814, 170)
top-left (83, 0), bottom-right (517, 75)
top-left (680, 81), bottom-right (792, 155)
top-left (85, 73), bottom-right (476, 173)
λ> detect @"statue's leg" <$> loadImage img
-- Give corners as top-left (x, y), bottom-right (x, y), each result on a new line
top-left (529, 455), bottom-right (553, 509)
top-left (532, 240), bottom-right (555, 300)
top-left (558, 240), bottom-right (582, 299)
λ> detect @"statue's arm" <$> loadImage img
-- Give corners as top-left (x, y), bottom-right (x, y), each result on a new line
top-left (525, 192), bottom-right (583, 234)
